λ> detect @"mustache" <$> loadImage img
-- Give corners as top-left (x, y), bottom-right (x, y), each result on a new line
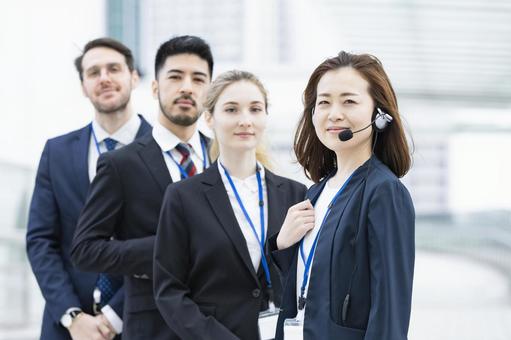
top-left (174, 94), bottom-right (196, 107)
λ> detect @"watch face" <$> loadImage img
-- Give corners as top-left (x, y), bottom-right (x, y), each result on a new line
top-left (61, 314), bottom-right (72, 328)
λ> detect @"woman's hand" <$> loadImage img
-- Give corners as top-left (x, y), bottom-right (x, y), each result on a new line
top-left (276, 199), bottom-right (315, 250)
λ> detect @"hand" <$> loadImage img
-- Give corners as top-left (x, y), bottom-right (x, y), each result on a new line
top-left (97, 314), bottom-right (118, 338)
top-left (68, 312), bottom-right (113, 340)
top-left (276, 199), bottom-right (315, 250)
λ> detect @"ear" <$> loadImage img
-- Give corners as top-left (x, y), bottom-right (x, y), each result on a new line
top-left (203, 110), bottom-right (214, 129)
top-left (151, 79), bottom-right (159, 100)
top-left (81, 82), bottom-right (89, 98)
top-left (130, 69), bottom-right (140, 88)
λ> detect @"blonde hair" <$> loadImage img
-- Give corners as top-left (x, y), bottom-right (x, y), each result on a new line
top-left (204, 70), bottom-right (272, 169)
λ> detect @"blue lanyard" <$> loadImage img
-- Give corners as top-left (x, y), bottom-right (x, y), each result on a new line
top-left (220, 163), bottom-right (274, 295)
top-left (90, 126), bottom-right (105, 155)
top-left (165, 136), bottom-right (208, 179)
top-left (297, 173), bottom-right (354, 310)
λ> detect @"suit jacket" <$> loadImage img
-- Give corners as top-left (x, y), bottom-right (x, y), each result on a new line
top-left (71, 132), bottom-right (210, 340)
top-left (270, 156), bottom-right (415, 340)
top-left (26, 115), bottom-right (151, 340)
top-left (153, 163), bottom-right (307, 340)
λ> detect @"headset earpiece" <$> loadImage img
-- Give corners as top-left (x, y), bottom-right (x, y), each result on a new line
top-left (373, 107), bottom-right (393, 131)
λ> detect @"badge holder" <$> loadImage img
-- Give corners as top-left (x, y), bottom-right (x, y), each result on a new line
top-left (258, 301), bottom-right (280, 340)
top-left (283, 309), bottom-right (304, 340)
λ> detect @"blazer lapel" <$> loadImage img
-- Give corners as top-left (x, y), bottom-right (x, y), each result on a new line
top-left (202, 164), bottom-right (261, 284)
top-left (72, 124), bottom-right (92, 202)
top-left (137, 135), bottom-right (172, 194)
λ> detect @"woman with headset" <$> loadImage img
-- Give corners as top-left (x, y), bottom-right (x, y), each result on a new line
top-left (270, 52), bottom-right (415, 340)
top-left (153, 70), bottom-right (307, 340)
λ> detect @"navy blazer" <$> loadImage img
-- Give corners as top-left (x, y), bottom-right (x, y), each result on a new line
top-left (153, 163), bottom-right (307, 340)
top-left (71, 133), bottom-right (210, 340)
top-left (270, 156), bottom-right (415, 340)
top-left (26, 115), bottom-right (151, 340)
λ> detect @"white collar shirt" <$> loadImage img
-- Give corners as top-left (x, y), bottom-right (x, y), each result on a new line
top-left (88, 114), bottom-right (141, 180)
top-left (218, 161), bottom-right (268, 272)
top-left (152, 120), bottom-right (208, 182)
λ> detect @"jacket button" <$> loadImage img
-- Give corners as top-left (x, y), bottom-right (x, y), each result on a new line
top-left (252, 289), bottom-right (261, 298)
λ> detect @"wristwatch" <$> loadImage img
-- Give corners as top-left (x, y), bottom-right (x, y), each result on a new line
top-left (61, 308), bottom-right (83, 328)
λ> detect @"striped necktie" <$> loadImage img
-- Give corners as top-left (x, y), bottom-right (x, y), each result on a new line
top-left (175, 143), bottom-right (197, 179)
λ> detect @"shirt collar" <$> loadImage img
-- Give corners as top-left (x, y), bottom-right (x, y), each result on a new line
top-left (217, 161), bottom-right (265, 193)
top-left (91, 114), bottom-right (141, 145)
top-left (152, 119), bottom-right (204, 161)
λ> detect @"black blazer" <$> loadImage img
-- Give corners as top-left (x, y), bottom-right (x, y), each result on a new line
top-left (26, 115), bottom-right (150, 340)
top-left (270, 156), bottom-right (415, 340)
top-left (153, 163), bottom-right (307, 340)
top-left (71, 133), bottom-right (208, 339)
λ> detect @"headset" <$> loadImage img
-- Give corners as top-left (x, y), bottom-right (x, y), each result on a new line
top-left (338, 107), bottom-right (393, 141)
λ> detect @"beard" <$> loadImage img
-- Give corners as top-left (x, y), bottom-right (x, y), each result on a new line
top-left (93, 91), bottom-right (131, 114)
top-left (159, 93), bottom-right (200, 127)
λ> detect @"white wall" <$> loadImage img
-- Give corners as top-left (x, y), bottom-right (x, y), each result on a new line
top-left (0, 0), bottom-right (106, 167)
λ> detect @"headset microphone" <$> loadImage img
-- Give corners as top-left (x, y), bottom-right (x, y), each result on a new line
top-left (338, 108), bottom-right (393, 142)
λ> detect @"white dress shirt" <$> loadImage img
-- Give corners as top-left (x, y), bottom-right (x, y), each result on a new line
top-left (295, 178), bottom-right (338, 320)
top-left (152, 120), bottom-right (208, 181)
top-left (88, 114), bottom-right (141, 180)
top-left (218, 161), bottom-right (269, 271)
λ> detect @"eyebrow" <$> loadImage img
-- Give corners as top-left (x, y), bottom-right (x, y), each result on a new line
top-left (222, 101), bottom-right (264, 106)
top-left (85, 62), bottom-right (122, 72)
top-left (317, 92), bottom-right (360, 97)
top-left (167, 69), bottom-right (208, 78)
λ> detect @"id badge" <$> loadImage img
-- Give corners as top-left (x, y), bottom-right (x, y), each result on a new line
top-left (283, 318), bottom-right (303, 340)
top-left (258, 307), bottom-right (280, 340)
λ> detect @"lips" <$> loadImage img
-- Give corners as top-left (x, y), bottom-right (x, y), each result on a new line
top-left (234, 132), bottom-right (255, 137)
top-left (327, 126), bottom-right (348, 132)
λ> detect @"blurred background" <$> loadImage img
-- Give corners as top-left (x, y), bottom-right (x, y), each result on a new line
top-left (1, 0), bottom-right (510, 339)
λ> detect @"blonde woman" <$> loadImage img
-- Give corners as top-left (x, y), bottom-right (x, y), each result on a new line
top-left (154, 70), bottom-right (307, 340)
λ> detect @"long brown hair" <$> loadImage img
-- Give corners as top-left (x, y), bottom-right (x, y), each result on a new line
top-left (203, 70), bottom-right (272, 169)
top-left (294, 51), bottom-right (411, 182)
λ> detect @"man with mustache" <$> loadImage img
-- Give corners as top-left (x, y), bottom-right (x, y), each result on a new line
top-left (26, 38), bottom-right (151, 340)
top-left (71, 35), bottom-right (214, 339)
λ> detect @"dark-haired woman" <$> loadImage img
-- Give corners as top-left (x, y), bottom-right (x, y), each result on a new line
top-left (270, 52), bottom-right (415, 340)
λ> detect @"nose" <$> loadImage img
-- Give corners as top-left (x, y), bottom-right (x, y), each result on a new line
top-left (328, 103), bottom-right (345, 121)
top-left (99, 68), bottom-right (111, 83)
top-left (179, 75), bottom-right (193, 94)
top-left (238, 109), bottom-right (253, 127)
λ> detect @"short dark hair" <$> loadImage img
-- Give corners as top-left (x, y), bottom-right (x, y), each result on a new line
top-left (74, 37), bottom-right (135, 82)
top-left (154, 35), bottom-right (214, 79)
top-left (294, 51), bottom-right (412, 182)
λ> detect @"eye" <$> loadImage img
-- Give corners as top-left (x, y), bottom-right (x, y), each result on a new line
top-left (317, 100), bottom-right (329, 105)
top-left (109, 65), bottom-right (121, 72)
top-left (194, 77), bottom-right (206, 83)
top-left (87, 69), bottom-right (99, 77)
top-left (225, 107), bottom-right (237, 113)
top-left (344, 99), bottom-right (357, 104)
top-left (168, 74), bottom-right (181, 80)
top-left (250, 107), bottom-right (263, 113)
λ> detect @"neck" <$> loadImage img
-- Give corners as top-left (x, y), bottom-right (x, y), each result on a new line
top-left (95, 106), bottom-right (134, 134)
top-left (158, 112), bottom-right (196, 142)
top-left (332, 142), bottom-right (372, 185)
top-left (219, 148), bottom-right (257, 180)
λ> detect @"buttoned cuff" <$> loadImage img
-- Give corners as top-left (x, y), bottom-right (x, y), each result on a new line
top-left (101, 305), bottom-right (123, 334)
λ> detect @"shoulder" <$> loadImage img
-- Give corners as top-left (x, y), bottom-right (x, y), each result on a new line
top-left (265, 169), bottom-right (307, 193)
top-left (100, 134), bottom-right (151, 164)
top-left (47, 125), bottom-right (89, 147)
top-left (367, 158), bottom-right (413, 206)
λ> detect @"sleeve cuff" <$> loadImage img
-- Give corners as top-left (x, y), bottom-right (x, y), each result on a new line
top-left (101, 305), bottom-right (123, 334)
top-left (59, 307), bottom-right (82, 327)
